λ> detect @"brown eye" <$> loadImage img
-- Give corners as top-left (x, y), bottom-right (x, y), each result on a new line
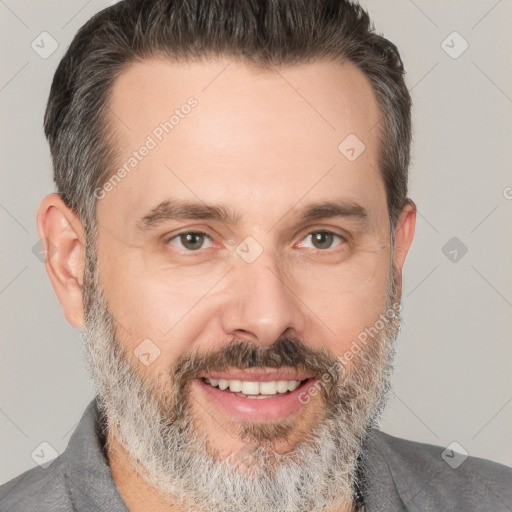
top-left (299, 231), bottom-right (343, 250)
top-left (169, 232), bottom-right (212, 251)
top-left (311, 232), bottom-right (335, 249)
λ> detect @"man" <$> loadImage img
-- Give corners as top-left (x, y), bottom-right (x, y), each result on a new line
top-left (1, 0), bottom-right (510, 511)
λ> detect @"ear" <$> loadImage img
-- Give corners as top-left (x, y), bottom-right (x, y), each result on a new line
top-left (392, 199), bottom-right (416, 294)
top-left (36, 193), bottom-right (86, 329)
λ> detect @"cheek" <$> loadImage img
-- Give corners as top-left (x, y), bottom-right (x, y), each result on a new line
top-left (108, 284), bottom-right (215, 358)
top-left (300, 261), bottom-right (390, 354)
top-left (96, 247), bottom-right (219, 370)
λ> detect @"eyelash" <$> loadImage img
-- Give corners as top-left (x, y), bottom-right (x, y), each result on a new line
top-left (165, 230), bottom-right (346, 253)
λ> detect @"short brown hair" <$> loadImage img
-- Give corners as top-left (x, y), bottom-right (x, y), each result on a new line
top-left (44, 0), bottom-right (412, 237)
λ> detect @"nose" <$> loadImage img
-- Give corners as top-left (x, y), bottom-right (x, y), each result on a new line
top-left (219, 255), bottom-right (304, 346)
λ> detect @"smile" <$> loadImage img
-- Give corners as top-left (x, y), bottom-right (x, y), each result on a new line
top-left (195, 373), bottom-right (318, 422)
top-left (203, 377), bottom-right (305, 397)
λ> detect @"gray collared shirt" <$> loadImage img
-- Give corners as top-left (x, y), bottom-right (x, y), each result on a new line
top-left (1, 398), bottom-right (511, 511)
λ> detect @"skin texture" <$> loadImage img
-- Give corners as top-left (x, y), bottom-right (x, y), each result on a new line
top-left (37, 57), bottom-right (416, 512)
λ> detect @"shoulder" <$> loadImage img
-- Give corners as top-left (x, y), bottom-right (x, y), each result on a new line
top-left (0, 452), bottom-right (72, 512)
top-left (367, 429), bottom-right (512, 510)
top-left (0, 454), bottom-right (72, 512)
top-left (0, 399), bottom-right (127, 512)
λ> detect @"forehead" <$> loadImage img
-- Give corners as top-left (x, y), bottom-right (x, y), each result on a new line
top-left (100, 56), bottom-right (386, 235)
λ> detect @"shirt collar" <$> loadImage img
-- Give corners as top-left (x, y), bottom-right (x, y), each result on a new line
top-left (358, 429), bottom-right (408, 511)
top-left (64, 398), bottom-right (129, 511)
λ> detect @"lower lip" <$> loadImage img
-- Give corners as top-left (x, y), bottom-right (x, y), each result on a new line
top-left (194, 378), bottom-right (318, 422)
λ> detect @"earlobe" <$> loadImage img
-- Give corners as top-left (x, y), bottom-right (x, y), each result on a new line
top-left (392, 199), bottom-right (416, 274)
top-left (36, 193), bottom-right (86, 329)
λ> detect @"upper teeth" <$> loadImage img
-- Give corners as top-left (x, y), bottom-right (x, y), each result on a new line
top-left (205, 378), bottom-right (302, 395)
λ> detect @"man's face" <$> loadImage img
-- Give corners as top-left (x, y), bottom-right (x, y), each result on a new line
top-left (84, 57), bottom-right (403, 511)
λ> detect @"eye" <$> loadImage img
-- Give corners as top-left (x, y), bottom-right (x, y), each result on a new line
top-left (297, 231), bottom-right (345, 250)
top-left (167, 231), bottom-right (213, 251)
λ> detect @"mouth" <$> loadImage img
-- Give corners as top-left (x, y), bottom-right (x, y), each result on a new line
top-left (194, 372), bottom-right (318, 422)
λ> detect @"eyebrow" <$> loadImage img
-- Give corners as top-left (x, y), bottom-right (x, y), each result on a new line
top-left (136, 199), bottom-right (240, 231)
top-left (136, 198), bottom-right (368, 232)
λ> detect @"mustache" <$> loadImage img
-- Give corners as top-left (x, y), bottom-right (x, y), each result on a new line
top-left (172, 336), bottom-right (341, 386)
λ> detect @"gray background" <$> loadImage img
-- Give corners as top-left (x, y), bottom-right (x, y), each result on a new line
top-left (1, 0), bottom-right (511, 484)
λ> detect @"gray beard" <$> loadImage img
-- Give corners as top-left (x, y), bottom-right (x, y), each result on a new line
top-left (80, 239), bottom-right (401, 512)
